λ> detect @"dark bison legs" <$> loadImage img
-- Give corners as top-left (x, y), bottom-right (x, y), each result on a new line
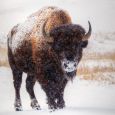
top-left (56, 92), bottom-right (65, 109)
top-left (56, 79), bottom-right (67, 109)
top-left (46, 91), bottom-right (65, 110)
top-left (42, 79), bottom-right (67, 110)
top-left (12, 69), bottom-right (23, 111)
top-left (12, 68), bottom-right (40, 111)
top-left (26, 73), bottom-right (40, 110)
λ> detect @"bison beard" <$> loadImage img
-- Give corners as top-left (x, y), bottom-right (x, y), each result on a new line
top-left (7, 6), bottom-right (92, 111)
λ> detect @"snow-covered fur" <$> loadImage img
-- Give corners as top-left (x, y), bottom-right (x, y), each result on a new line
top-left (8, 6), bottom-right (71, 54)
top-left (7, 6), bottom-right (91, 111)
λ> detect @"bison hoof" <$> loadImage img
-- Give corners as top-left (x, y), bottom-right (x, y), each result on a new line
top-left (31, 98), bottom-right (41, 110)
top-left (32, 106), bottom-right (41, 110)
top-left (48, 104), bottom-right (57, 111)
top-left (14, 99), bottom-right (23, 111)
top-left (57, 102), bottom-right (65, 109)
top-left (15, 106), bottom-right (23, 111)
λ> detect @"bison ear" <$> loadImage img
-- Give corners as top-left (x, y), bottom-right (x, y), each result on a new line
top-left (81, 40), bottom-right (88, 48)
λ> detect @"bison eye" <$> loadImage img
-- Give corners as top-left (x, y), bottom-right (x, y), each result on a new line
top-left (80, 40), bottom-right (88, 48)
top-left (54, 43), bottom-right (63, 51)
top-left (72, 44), bottom-right (77, 50)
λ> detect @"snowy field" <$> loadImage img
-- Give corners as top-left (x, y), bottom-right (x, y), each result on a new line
top-left (0, 0), bottom-right (115, 115)
top-left (0, 67), bottom-right (115, 115)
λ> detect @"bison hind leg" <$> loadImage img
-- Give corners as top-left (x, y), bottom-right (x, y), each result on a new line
top-left (26, 73), bottom-right (41, 110)
top-left (12, 68), bottom-right (23, 111)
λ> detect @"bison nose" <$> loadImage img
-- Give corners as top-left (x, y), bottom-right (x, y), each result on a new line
top-left (64, 63), bottom-right (68, 68)
top-left (62, 60), bottom-right (78, 73)
top-left (74, 63), bottom-right (77, 67)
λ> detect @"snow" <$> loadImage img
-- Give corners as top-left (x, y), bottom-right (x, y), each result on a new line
top-left (0, 0), bottom-right (115, 115)
top-left (61, 60), bottom-right (78, 72)
top-left (10, 16), bottom-right (37, 53)
top-left (84, 33), bottom-right (115, 54)
top-left (0, 67), bottom-right (115, 115)
top-left (0, 33), bottom-right (7, 48)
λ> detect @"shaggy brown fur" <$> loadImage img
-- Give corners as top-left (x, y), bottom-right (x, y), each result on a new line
top-left (7, 6), bottom-right (91, 111)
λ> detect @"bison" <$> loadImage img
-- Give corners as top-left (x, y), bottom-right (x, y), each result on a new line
top-left (7, 6), bottom-right (92, 111)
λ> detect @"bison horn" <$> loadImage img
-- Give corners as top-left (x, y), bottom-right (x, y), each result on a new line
top-left (41, 20), bottom-right (53, 43)
top-left (42, 20), bottom-right (49, 37)
top-left (82, 21), bottom-right (92, 41)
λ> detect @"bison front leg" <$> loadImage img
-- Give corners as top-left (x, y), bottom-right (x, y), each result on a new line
top-left (12, 69), bottom-right (23, 111)
top-left (42, 85), bottom-right (57, 110)
top-left (47, 92), bottom-right (57, 110)
top-left (56, 93), bottom-right (65, 109)
top-left (26, 73), bottom-right (40, 110)
top-left (45, 88), bottom-right (65, 110)
top-left (56, 79), bottom-right (67, 109)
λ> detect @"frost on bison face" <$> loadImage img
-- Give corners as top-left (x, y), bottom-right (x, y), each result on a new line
top-left (7, 6), bottom-right (92, 111)
top-left (46, 23), bottom-right (91, 81)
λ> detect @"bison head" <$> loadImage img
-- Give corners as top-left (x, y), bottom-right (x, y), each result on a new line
top-left (42, 21), bottom-right (92, 80)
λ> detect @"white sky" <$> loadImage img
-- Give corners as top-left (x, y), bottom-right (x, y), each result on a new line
top-left (0, 0), bottom-right (115, 34)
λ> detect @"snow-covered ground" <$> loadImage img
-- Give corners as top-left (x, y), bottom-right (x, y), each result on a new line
top-left (0, 0), bottom-right (115, 115)
top-left (0, 67), bottom-right (115, 115)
